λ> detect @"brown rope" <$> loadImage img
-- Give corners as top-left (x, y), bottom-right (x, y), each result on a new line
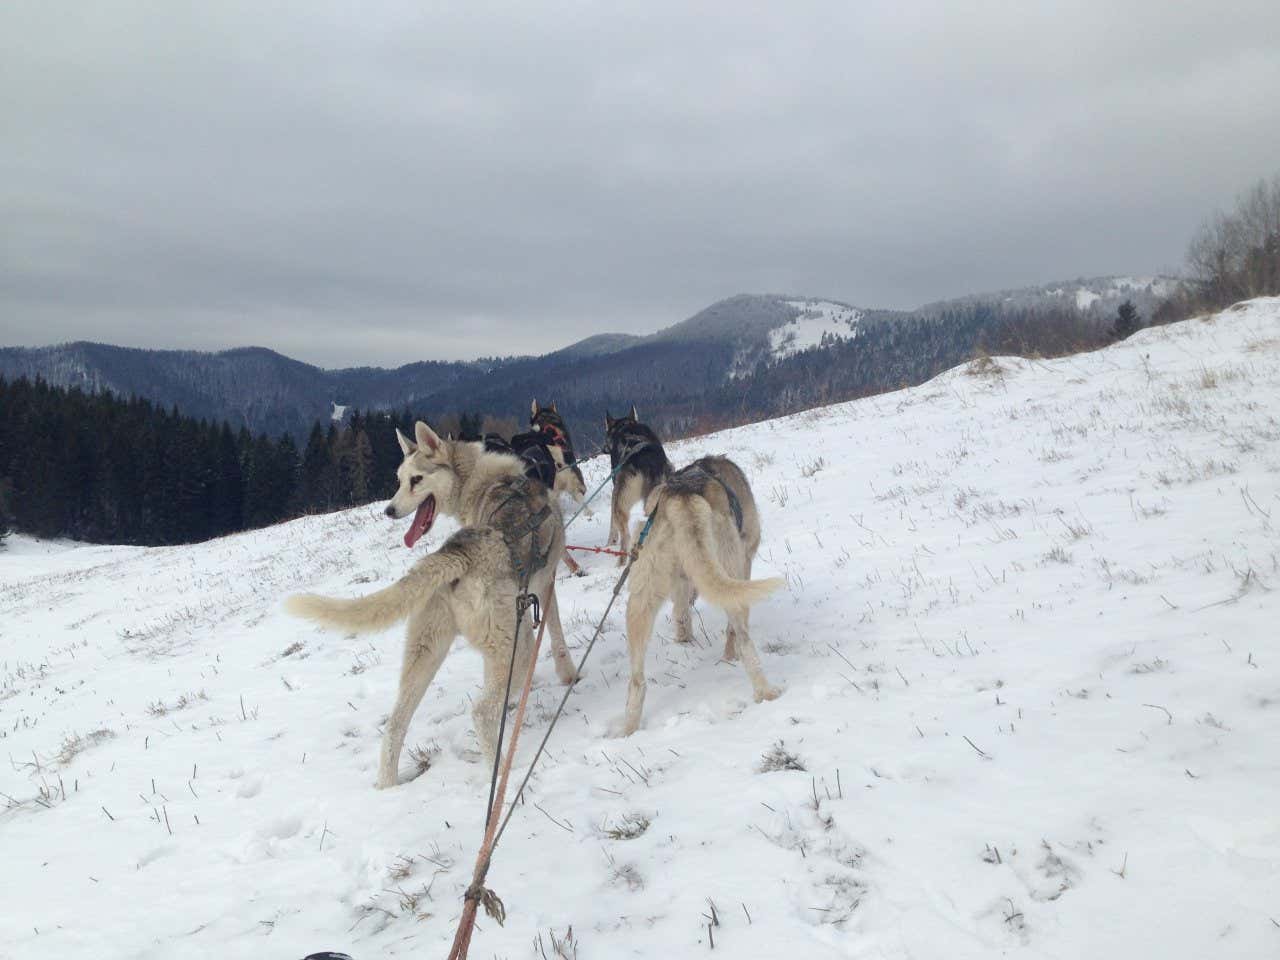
top-left (446, 500), bottom-right (662, 957)
top-left (445, 570), bottom-right (555, 960)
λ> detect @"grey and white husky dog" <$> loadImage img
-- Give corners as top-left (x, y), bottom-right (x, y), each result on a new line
top-left (286, 422), bottom-right (577, 788)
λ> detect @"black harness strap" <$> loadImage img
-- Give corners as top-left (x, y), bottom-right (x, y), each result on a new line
top-left (606, 435), bottom-right (661, 468)
top-left (710, 472), bottom-right (745, 534)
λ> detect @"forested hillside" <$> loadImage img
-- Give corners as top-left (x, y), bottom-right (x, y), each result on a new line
top-left (0, 378), bottom-right (422, 545)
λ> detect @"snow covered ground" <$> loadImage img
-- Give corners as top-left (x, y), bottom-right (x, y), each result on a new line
top-left (3, 301), bottom-right (1279, 959)
top-left (769, 299), bottom-right (861, 360)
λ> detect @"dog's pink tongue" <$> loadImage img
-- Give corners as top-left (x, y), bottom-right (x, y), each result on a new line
top-left (403, 496), bottom-right (436, 548)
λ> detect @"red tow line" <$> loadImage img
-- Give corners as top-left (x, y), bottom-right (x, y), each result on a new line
top-left (566, 543), bottom-right (629, 558)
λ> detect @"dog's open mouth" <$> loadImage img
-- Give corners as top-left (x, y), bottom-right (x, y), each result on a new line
top-left (403, 494), bottom-right (436, 548)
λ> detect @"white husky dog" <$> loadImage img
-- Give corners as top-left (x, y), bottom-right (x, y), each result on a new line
top-left (617, 455), bottom-right (783, 736)
top-left (286, 422), bottom-right (577, 788)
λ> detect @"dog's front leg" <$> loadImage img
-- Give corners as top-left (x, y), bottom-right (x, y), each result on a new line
top-left (474, 616), bottom-right (536, 767)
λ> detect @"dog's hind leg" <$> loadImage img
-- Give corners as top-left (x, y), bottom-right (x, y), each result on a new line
top-left (377, 602), bottom-right (453, 789)
top-left (672, 575), bottom-right (696, 645)
top-left (724, 556), bottom-right (748, 661)
top-left (545, 586), bottom-right (578, 685)
top-left (608, 485), bottom-right (627, 549)
top-left (616, 582), bottom-right (663, 737)
top-left (725, 606), bottom-right (780, 704)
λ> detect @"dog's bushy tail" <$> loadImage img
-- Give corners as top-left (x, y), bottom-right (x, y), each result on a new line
top-left (285, 548), bottom-right (472, 633)
top-left (667, 497), bottom-right (783, 610)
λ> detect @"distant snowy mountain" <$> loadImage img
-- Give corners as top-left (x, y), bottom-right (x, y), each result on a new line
top-left (0, 275), bottom-right (1182, 441)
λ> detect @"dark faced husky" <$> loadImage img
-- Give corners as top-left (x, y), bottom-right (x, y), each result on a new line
top-left (604, 406), bottom-right (671, 561)
top-left (529, 400), bottom-right (587, 502)
top-left (285, 422), bottom-right (578, 788)
top-left (484, 430), bottom-right (581, 499)
top-left (617, 455), bottom-right (783, 736)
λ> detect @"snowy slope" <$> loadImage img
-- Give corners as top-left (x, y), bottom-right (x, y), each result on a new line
top-left (3, 301), bottom-right (1280, 959)
top-left (769, 299), bottom-right (862, 361)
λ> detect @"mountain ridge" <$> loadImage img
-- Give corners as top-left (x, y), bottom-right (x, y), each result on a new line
top-left (1, 275), bottom-right (1178, 440)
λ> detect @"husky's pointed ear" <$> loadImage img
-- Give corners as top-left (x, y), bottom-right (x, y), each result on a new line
top-left (549, 401), bottom-right (557, 413)
top-left (604, 410), bottom-right (613, 430)
top-left (530, 398), bottom-right (539, 418)
top-left (395, 427), bottom-right (415, 456)
top-left (629, 404), bottom-right (639, 421)
top-left (414, 420), bottom-right (442, 453)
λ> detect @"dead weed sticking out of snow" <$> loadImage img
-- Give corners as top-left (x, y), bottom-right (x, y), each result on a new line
top-left (603, 813), bottom-right (652, 840)
top-left (759, 741), bottom-right (806, 773)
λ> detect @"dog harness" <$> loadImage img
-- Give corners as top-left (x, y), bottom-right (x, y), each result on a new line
top-left (486, 475), bottom-right (554, 585)
top-left (606, 433), bottom-right (663, 469)
top-left (536, 421), bottom-right (568, 448)
top-left (668, 462), bottom-right (744, 534)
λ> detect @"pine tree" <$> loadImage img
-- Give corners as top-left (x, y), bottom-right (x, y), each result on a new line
top-left (298, 422), bottom-right (331, 513)
top-left (1112, 300), bottom-right (1140, 340)
top-left (211, 422), bottom-right (244, 533)
top-left (0, 478), bottom-right (11, 547)
top-left (276, 434), bottom-right (300, 516)
top-left (349, 429), bottom-right (375, 503)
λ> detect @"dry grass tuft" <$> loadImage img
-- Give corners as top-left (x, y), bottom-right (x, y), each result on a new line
top-left (800, 456), bottom-right (827, 478)
top-left (1042, 546), bottom-right (1072, 565)
top-left (407, 743), bottom-right (437, 777)
top-left (347, 648), bottom-right (382, 676)
top-left (146, 690), bottom-right (208, 717)
top-left (603, 812), bottom-right (652, 840)
top-left (56, 728), bottom-right (116, 766)
top-left (388, 855), bottom-right (416, 882)
top-left (965, 355), bottom-right (1005, 378)
top-left (536, 926), bottom-right (580, 959)
top-left (759, 740), bottom-right (806, 773)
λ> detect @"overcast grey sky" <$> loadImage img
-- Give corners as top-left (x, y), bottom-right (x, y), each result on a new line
top-left (3, 2), bottom-right (1279, 367)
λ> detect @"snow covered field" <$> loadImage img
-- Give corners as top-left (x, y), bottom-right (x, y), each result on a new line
top-left (3, 301), bottom-right (1279, 959)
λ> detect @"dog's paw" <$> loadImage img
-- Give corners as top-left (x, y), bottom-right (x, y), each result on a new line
top-left (555, 664), bottom-right (580, 686)
top-left (449, 740), bottom-right (484, 764)
top-left (605, 716), bottom-right (639, 739)
top-left (755, 685), bottom-right (782, 703)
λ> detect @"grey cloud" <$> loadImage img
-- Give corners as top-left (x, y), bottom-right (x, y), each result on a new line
top-left (3, 1), bottom-right (1279, 366)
